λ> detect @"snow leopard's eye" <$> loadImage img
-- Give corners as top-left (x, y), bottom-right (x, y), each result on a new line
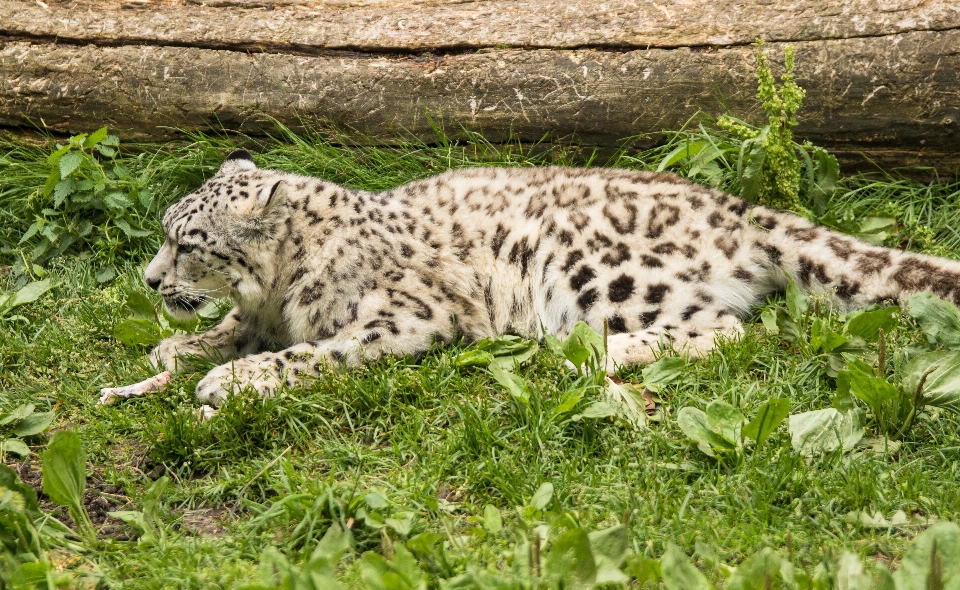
top-left (179, 243), bottom-right (196, 254)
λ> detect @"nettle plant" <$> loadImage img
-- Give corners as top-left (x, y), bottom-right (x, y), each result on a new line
top-left (23, 127), bottom-right (156, 280)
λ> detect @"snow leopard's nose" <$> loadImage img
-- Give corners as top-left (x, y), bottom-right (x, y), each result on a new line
top-left (146, 276), bottom-right (161, 291)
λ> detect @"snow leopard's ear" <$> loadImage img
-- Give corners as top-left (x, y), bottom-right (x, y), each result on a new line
top-left (218, 149), bottom-right (257, 174)
top-left (233, 180), bottom-right (287, 242)
top-left (256, 180), bottom-right (287, 212)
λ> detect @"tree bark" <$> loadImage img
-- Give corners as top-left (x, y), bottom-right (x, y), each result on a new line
top-left (0, 0), bottom-right (958, 173)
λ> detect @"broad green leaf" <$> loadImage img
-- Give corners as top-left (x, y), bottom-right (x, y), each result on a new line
top-left (641, 356), bottom-right (685, 392)
top-left (125, 291), bottom-right (158, 320)
top-left (84, 126), bottom-right (109, 148)
top-left (41, 430), bottom-right (87, 515)
top-left (832, 552), bottom-right (873, 590)
top-left (844, 306), bottom-right (900, 342)
top-left (785, 281), bottom-right (809, 320)
top-left (760, 308), bottom-right (779, 333)
top-left (529, 482), bottom-right (554, 510)
top-left (96, 266), bottom-right (117, 284)
top-left (0, 403), bottom-right (35, 426)
top-left (108, 510), bottom-right (147, 534)
top-left (725, 547), bottom-right (792, 590)
top-left (9, 279), bottom-right (52, 309)
top-left (677, 407), bottom-right (733, 457)
top-left (140, 476), bottom-right (170, 545)
top-left (802, 145), bottom-right (839, 215)
top-left (892, 522), bottom-right (960, 590)
top-left (471, 334), bottom-right (540, 370)
top-left (12, 411), bottom-right (54, 437)
top-left (706, 400), bottom-right (745, 444)
top-left (452, 349), bottom-right (494, 368)
top-left (390, 543), bottom-right (427, 589)
top-left (405, 532), bottom-right (444, 563)
top-left (576, 401), bottom-right (617, 420)
top-left (482, 505), bottom-right (502, 534)
top-left (661, 543), bottom-right (714, 590)
top-left (843, 367), bottom-right (900, 411)
top-left (18, 221), bottom-right (41, 245)
top-left (545, 527), bottom-right (597, 590)
top-left (42, 169), bottom-right (61, 198)
top-left (58, 151), bottom-right (83, 178)
top-left (602, 379), bottom-right (647, 429)
top-left (852, 217), bottom-right (897, 246)
top-left (488, 365), bottom-right (530, 404)
top-left (52, 178), bottom-right (75, 207)
top-left (738, 137), bottom-right (766, 203)
top-left (359, 552), bottom-right (391, 590)
top-left (475, 334), bottom-right (530, 355)
top-left (905, 291), bottom-right (960, 350)
top-left (310, 523), bottom-right (353, 564)
top-left (657, 140), bottom-right (710, 172)
top-left (162, 307), bottom-right (201, 331)
top-left (0, 463), bottom-right (39, 514)
top-left (626, 555), bottom-right (662, 587)
top-left (8, 561), bottom-right (54, 587)
top-left (563, 321), bottom-right (604, 369)
top-left (788, 408), bottom-right (863, 456)
top-left (385, 511), bottom-right (415, 536)
top-left (742, 398), bottom-right (789, 446)
top-left (114, 318), bottom-right (163, 347)
top-left (811, 318), bottom-right (847, 353)
top-left (364, 490), bottom-right (389, 510)
top-left (903, 350), bottom-right (960, 414)
top-left (588, 524), bottom-right (631, 585)
top-left (114, 217), bottom-right (153, 237)
top-left (543, 333), bottom-right (565, 356)
top-left (45, 143), bottom-right (70, 166)
top-left (1, 439), bottom-right (31, 457)
top-left (551, 388), bottom-right (585, 422)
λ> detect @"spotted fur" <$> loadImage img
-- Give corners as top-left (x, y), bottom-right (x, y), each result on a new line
top-left (145, 150), bottom-right (960, 404)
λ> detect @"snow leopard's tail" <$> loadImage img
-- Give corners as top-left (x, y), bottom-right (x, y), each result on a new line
top-left (750, 206), bottom-right (960, 310)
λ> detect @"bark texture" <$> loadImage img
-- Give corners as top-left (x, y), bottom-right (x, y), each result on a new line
top-left (0, 0), bottom-right (958, 171)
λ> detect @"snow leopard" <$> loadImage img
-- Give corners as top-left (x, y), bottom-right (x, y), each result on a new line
top-left (144, 149), bottom-right (960, 405)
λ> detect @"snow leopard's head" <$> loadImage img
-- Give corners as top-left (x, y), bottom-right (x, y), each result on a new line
top-left (144, 150), bottom-right (289, 319)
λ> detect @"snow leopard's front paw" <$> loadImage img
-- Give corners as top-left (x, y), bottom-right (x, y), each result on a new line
top-left (194, 354), bottom-right (285, 406)
top-left (151, 335), bottom-right (201, 372)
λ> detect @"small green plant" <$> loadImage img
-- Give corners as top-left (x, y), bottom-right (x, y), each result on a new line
top-left (41, 430), bottom-right (97, 546)
top-left (761, 287), bottom-right (960, 442)
top-left (0, 278), bottom-right (52, 322)
top-left (678, 398), bottom-right (792, 459)
top-left (760, 279), bottom-right (900, 376)
top-left (654, 40), bottom-right (840, 216)
top-left (23, 127), bottom-right (156, 279)
top-left (0, 403), bottom-right (54, 458)
top-left (464, 324), bottom-right (676, 430)
top-left (716, 40), bottom-right (808, 210)
top-left (832, 292), bottom-right (960, 440)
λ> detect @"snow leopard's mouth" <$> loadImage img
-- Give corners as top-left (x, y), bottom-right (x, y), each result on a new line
top-left (166, 296), bottom-right (206, 318)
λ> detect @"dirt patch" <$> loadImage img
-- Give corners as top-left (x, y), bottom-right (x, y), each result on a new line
top-left (180, 508), bottom-right (228, 538)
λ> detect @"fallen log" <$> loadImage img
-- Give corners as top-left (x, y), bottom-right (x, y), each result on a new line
top-left (0, 0), bottom-right (958, 172)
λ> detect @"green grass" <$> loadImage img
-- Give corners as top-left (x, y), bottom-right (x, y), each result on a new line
top-left (2, 125), bottom-right (960, 588)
